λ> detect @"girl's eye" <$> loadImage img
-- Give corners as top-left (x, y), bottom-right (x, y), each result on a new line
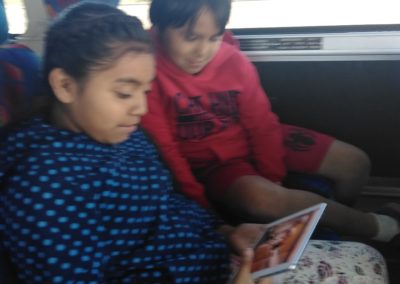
top-left (116, 92), bottom-right (131, 99)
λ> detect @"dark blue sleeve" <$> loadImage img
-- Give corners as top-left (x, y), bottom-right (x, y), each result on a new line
top-left (0, 152), bottom-right (105, 283)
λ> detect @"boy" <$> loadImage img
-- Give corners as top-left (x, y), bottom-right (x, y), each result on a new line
top-left (141, 0), bottom-right (400, 243)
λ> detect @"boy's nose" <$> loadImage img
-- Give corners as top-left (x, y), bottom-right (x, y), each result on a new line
top-left (194, 41), bottom-right (209, 58)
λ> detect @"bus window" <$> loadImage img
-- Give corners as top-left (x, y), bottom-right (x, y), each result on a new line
top-left (119, 0), bottom-right (151, 28)
top-left (4, 0), bottom-right (27, 34)
top-left (4, 0), bottom-right (400, 35)
top-left (118, 0), bottom-right (400, 30)
top-left (229, 0), bottom-right (400, 29)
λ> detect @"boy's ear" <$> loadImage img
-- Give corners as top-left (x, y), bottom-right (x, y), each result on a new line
top-left (48, 68), bottom-right (78, 103)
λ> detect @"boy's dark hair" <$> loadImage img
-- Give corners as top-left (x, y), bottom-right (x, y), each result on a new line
top-left (43, 2), bottom-right (152, 90)
top-left (150, 0), bottom-right (231, 34)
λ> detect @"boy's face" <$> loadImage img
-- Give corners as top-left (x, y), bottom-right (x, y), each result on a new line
top-left (57, 51), bottom-right (155, 144)
top-left (161, 8), bottom-right (224, 75)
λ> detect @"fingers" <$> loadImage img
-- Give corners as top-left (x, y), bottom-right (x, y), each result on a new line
top-left (257, 277), bottom-right (273, 284)
top-left (230, 224), bottom-right (266, 255)
top-left (231, 248), bottom-right (254, 284)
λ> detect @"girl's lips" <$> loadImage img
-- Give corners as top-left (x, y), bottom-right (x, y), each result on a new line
top-left (119, 124), bottom-right (138, 132)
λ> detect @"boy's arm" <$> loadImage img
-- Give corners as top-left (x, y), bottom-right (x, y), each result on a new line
top-left (238, 62), bottom-right (286, 182)
top-left (141, 83), bottom-right (210, 208)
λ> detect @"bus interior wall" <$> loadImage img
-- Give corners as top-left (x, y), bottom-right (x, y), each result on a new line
top-left (255, 60), bottom-right (400, 180)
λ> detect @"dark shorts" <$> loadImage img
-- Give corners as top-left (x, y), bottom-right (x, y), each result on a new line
top-left (195, 124), bottom-right (334, 198)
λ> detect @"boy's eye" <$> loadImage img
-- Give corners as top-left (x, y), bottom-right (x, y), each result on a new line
top-left (210, 35), bottom-right (223, 42)
top-left (185, 34), bottom-right (198, 41)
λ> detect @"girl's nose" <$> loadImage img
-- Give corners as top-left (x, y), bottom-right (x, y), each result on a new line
top-left (129, 93), bottom-right (148, 116)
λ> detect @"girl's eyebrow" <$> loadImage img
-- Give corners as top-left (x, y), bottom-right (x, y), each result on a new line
top-left (116, 78), bottom-right (142, 85)
top-left (116, 77), bottom-right (155, 85)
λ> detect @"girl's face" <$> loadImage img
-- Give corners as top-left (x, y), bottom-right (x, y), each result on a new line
top-left (56, 51), bottom-right (155, 144)
top-left (161, 7), bottom-right (224, 75)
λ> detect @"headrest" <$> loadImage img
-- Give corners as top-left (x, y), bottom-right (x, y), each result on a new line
top-left (43, 0), bottom-right (121, 17)
top-left (0, 0), bottom-right (8, 44)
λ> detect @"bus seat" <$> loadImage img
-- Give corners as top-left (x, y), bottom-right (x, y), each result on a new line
top-left (0, 0), bottom-right (8, 44)
top-left (0, 44), bottom-right (41, 129)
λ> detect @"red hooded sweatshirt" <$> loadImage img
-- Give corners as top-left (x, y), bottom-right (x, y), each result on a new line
top-left (141, 40), bottom-right (286, 207)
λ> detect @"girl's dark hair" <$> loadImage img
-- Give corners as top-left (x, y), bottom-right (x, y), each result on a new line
top-left (150, 0), bottom-right (231, 34)
top-left (25, 2), bottom-right (153, 122)
top-left (43, 2), bottom-right (152, 93)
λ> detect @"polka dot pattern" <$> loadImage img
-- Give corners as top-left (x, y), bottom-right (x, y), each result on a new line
top-left (0, 118), bottom-right (230, 283)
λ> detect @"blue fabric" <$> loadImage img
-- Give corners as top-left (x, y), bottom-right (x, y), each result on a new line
top-left (283, 172), bottom-right (334, 199)
top-left (0, 0), bottom-right (8, 44)
top-left (0, 118), bottom-right (230, 283)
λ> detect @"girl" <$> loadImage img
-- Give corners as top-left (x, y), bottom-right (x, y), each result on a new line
top-left (0, 3), bottom-right (265, 283)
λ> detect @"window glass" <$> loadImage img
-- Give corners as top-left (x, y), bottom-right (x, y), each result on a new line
top-left (4, 0), bottom-right (398, 35)
top-left (229, 0), bottom-right (400, 29)
top-left (4, 0), bottom-right (27, 34)
top-left (119, 0), bottom-right (151, 28)
top-left (119, 0), bottom-right (400, 29)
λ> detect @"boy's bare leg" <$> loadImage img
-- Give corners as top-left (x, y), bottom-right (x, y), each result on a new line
top-left (216, 175), bottom-right (382, 239)
top-left (316, 140), bottom-right (371, 205)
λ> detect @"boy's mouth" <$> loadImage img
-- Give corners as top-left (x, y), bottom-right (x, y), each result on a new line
top-left (187, 58), bottom-right (207, 67)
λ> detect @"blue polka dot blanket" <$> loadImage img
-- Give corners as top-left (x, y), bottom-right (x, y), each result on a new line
top-left (0, 117), bottom-right (230, 283)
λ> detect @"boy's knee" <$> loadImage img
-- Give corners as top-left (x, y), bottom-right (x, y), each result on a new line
top-left (319, 141), bottom-right (371, 204)
top-left (343, 145), bottom-right (371, 179)
top-left (351, 143), bottom-right (371, 168)
top-left (319, 141), bottom-right (371, 180)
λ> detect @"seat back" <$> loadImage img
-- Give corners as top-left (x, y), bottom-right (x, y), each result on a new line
top-left (0, 44), bottom-right (41, 129)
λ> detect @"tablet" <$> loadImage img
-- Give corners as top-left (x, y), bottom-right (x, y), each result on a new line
top-left (250, 203), bottom-right (326, 280)
top-left (230, 203), bottom-right (327, 282)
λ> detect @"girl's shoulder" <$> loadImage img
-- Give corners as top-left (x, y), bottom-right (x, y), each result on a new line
top-left (2, 117), bottom-right (70, 145)
top-left (0, 117), bottom-right (99, 162)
